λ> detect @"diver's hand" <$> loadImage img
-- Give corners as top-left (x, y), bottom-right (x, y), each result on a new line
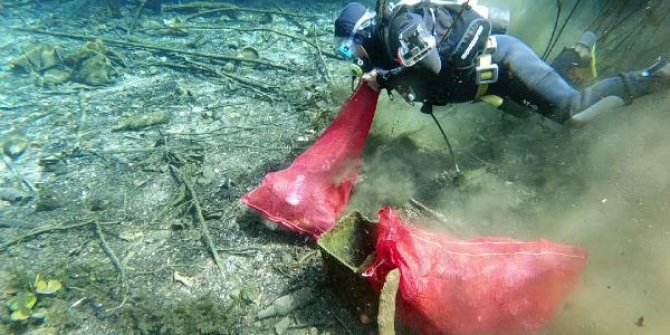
top-left (361, 69), bottom-right (380, 91)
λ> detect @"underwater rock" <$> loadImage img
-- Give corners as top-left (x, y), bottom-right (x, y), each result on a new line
top-left (34, 191), bottom-right (64, 212)
top-left (66, 40), bottom-right (118, 86)
top-left (0, 187), bottom-right (28, 204)
top-left (2, 129), bottom-right (30, 160)
top-left (274, 316), bottom-right (290, 335)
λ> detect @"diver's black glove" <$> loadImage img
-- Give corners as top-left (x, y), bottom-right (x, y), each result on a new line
top-left (376, 67), bottom-right (404, 89)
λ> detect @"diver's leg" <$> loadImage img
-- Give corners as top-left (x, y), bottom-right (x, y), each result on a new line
top-left (490, 36), bottom-right (670, 124)
top-left (489, 35), bottom-right (580, 123)
top-left (551, 48), bottom-right (582, 82)
top-left (550, 31), bottom-right (598, 86)
top-left (572, 56), bottom-right (670, 116)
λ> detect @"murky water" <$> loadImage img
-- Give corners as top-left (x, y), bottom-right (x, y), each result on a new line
top-left (351, 89), bottom-right (670, 335)
top-left (349, 1), bottom-right (670, 333)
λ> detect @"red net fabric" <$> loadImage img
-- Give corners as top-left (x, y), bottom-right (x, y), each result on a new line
top-left (241, 84), bottom-right (380, 239)
top-left (365, 207), bottom-right (588, 335)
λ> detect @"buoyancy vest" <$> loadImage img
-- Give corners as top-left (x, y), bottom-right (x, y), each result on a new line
top-left (375, 1), bottom-right (496, 105)
top-left (379, 2), bottom-right (490, 70)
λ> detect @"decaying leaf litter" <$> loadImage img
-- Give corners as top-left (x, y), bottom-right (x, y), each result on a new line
top-left (2, 0), bottom-right (670, 334)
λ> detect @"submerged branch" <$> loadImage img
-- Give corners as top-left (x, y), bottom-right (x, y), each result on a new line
top-left (135, 25), bottom-right (339, 59)
top-left (0, 219), bottom-right (100, 251)
top-left (94, 219), bottom-right (125, 281)
top-left (169, 164), bottom-right (226, 279)
top-left (11, 28), bottom-right (290, 70)
top-left (162, 2), bottom-right (317, 19)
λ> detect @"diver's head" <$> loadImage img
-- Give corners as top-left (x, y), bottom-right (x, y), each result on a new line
top-left (334, 2), bottom-right (376, 61)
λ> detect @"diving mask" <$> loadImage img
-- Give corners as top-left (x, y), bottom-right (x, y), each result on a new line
top-left (335, 10), bottom-right (376, 60)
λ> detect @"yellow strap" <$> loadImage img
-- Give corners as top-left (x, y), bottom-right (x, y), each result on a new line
top-left (479, 94), bottom-right (504, 108)
top-left (475, 84), bottom-right (489, 99)
top-left (590, 43), bottom-right (598, 79)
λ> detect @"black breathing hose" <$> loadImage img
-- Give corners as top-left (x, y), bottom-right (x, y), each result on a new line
top-left (543, 0), bottom-right (585, 61)
top-left (429, 112), bottom-right (461, 175)
top-left (542, 0), bottom-right (562, 60)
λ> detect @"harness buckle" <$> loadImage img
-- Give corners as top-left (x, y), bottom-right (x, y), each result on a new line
top-left (475, 38), bottom-right (499, 85)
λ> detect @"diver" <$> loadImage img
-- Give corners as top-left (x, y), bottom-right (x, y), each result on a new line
top-left (334, 1), bottom-right (670, 124)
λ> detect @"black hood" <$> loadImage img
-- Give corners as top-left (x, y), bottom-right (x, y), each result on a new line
top-left (335, 2), bottom-right (368, 38)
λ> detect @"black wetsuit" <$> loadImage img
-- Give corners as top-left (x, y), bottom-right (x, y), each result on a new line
top-left (367, 7), bottom-right (654, 123)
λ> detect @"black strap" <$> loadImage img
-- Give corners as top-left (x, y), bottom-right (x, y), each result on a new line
top-left (376, 67), bottom-right (404, 89)
top-left (618, 72), bottom-right (635, 105)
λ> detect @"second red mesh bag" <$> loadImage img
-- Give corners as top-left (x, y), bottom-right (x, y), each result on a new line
top-left (365, 207), bottom-right (588, 335)
top-left (241, 85), bottom-right (380, 239)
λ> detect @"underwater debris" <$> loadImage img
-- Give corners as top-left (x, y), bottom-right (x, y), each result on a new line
top-left (173, 271), bottom-right (194, 288)
top-left (274, 316), bottom-right (291, 335)
top-left (229, 284), bottom-right (259, 306)
top-left (161, 17), bottom-right (189, 36)
top-left (9, 44), bottom-right (64, 73)
top-left (239, 46), bottom-right (260, 68)
top-left (258, 13), bottom-right (274, 25)
top-left (9, 39), bottom-right (123, 87)
top-left (256, 287), bottom-right (315, 320)
top-left (186, 34), bottom-right (210, 49)
top-left (34, 190), bottom-right (64, 212)
top-left (169, 82), bottom-right (196, 102)
top-left (636, 316), bottom-right (645, 327)
top-left (238, 284), bottom-right (259, 305)
top-left (34, 278), bottom-right (63, 296)
top-left (66, 39), bottom-right (121, 86)
top-left (9, 44), bottom-right (72, 87)
top-left (112, 110), bottom-right (170, 132)
top-left (378, 269), bottom-right (400, 334)
top-left (3, 275), bottom-right (63, 325)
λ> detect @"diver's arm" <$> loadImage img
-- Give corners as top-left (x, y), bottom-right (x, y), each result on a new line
top-left (361, 67), bottom-right (404, 91)
top-left (363, 47), bottom-right (440, 91)
top-left (361, 69), bottom-right (381, 91)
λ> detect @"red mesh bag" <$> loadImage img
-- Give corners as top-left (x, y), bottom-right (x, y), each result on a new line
top-left (365, 207), bottom-right (588, 335)
top-left (241, 85), bottom-right (380, 239)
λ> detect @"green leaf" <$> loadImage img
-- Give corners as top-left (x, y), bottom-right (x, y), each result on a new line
top-left (7, 292), bottom-right (37, 311)
top-left (36, 279), bottom-right (62, 295)
top-left (10, 309), bottom-right (30, 321)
